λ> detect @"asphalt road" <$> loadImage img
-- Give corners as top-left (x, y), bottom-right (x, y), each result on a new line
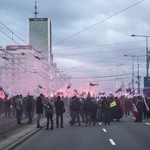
top-left (15, 116), bottom-right (150, 150)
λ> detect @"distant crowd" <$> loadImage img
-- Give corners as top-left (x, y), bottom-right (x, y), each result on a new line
top-left (0, 92), bottom-right (150, 130)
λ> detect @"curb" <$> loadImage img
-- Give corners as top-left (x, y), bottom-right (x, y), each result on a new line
top-left (0, 120), bottom-right (46, 150)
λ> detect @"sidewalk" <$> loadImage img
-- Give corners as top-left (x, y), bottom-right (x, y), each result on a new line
top-left (0, 113), bottom-right (69, 150)
top-left (0, 114), bottom-right (47, 150)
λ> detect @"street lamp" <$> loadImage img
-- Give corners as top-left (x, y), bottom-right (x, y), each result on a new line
top-left (131, 34), bottom-right (150, 77)
top-left (124, 55), bottom-right (135, 91)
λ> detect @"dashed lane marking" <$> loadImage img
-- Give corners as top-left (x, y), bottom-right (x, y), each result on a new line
top-left (102, 128), bottom-right (107, 132)
top-left (99, 122), bottom-right (102, 125)
top-left (109, 139), bottom-right (116, 145)
top-left (145, 122), bottom-right (150, 125)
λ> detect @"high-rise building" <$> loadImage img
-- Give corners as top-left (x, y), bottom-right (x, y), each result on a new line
top-left (29, 1), bottom-right (53, 64)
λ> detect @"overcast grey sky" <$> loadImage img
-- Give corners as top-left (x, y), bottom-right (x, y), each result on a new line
top-left (0, 0), bottom-right (149, 93)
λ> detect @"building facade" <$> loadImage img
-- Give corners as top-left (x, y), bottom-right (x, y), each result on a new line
top-left (0, 45), bottom-right (69, 96)
top-left (29, 18), bottom-right (53, 64)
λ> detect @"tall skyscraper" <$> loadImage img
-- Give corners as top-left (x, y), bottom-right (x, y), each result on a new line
top-left (29, 1), bottom-right (53, 64)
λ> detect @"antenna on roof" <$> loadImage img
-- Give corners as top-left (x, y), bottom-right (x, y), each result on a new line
top-left (34, 1), bottom-right (38, 18)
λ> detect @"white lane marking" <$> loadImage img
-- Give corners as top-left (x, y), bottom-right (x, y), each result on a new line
top-left (145, 122), bottom-right (150, 125)
top-left (99, 122), bottom-right (102, 125)
top-left (109, 139), bottom-right (116, 145)
top-left (103, 128), bottom-right (107, 132)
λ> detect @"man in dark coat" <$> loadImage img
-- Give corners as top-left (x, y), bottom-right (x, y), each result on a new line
top-left (36, 94), bottom-right (44, 128)
top-left (69, 96), bottom-right (81, 126)
top-left (136, 96), bottom-right (144, 122)
top-left (26, 95), bottom-right (35, 124)
top-left (83, 93), bottom-right (93, 126)
top-left (69, 96), bottom-right (76, 126)
top-left (54, 96), bottom-right (65, 128)
top-left (92, 100), bottom-right (99, 126)
top-left (101, 97), bottom-right (110, 125)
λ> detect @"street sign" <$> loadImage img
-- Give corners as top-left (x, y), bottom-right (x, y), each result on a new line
top-left (144, 77), bottom-right (150, 88)
top-left (143, 88), bottom-right (150, 95)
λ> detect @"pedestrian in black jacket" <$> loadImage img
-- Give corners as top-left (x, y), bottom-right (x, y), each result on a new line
top-left (136, 96), bottom-right (144, 122)
top-left (26, 95), bottom-right (35, 124)
top-left (54, 96), bottom-right (65, 128)
top-left (69, 96), bottom-right (81, 126)
top-left (83, 94), bottom-right (93, 126)
top-left (101, 97), bottom-right (110, 125)
top-left (92, 100), bottom-right (99, 126)
top-left (36, 94), bottom-right (44, 128)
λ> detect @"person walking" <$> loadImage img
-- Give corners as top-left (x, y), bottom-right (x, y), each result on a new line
top-left (36, 94), bottom-right (44, 128)
top-left (101, 97), bottom-right (110, 125)
top-left (83, 93), bottom-right (93, 126)
top-left (69, 96), bottom-right (76, 126)
top-left (136, 96), bottom-right (144, 122)
top-left (69, 96), bottom-right (81, 126)
top-left (14, 95), bottom-right (23, 124)
top-left (54, 96), bottom-right (65, 128)
top-left (92, 100), bottom-right (99, 126)
top-left (26, 95), bottom-right (35, 124)
top-left (4, 97), bottom-right (11, 118)
top-left (44, 101), bottom-right (53, 130)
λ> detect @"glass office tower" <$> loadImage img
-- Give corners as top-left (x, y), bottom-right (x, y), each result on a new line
top-left (29, 18), bottom-right (52, 63)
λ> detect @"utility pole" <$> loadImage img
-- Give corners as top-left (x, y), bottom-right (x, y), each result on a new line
top-left (124, 55), bottom-right (135, 91)
top-left (137, 57), bottom-right (141, 94)
top-left (131, 35), bottom-right (150, 77)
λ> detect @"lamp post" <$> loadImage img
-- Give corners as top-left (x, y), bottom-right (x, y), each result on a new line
top-left (124, 55), bottom-right (135, 91)
top-left (131, 34), bottom-right (150, 77)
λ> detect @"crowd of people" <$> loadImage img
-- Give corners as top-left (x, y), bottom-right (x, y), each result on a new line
top-left (0, 92), bottom-right (150, 130)
top-left (69, 93), bottom-right (150, 126)
top-left (0, 93), bottom-right (66, 130)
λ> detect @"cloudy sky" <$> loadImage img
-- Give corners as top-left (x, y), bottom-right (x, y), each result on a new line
top-left (0, 0), bottom-right (149, 93)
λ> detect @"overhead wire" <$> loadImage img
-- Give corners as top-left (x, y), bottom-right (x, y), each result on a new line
top-left (54, 40), bottom-right (145, 53)
top-left (94, 77), bottom-right (131, 82)
top-left (71, 73), bottom-right (132, 79)
top-left (54, 48), bottom-right (145, 57)
top-left (0, 22), bottom-right (56, 74)
top-left (0, 30), bottom-right (55, 82)
top-left (1, 26), bottom-right (145, 69)
top-left (53, 0), bottom-right (145, 46)
top-left (0, 29), bottom-right (34, 71)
